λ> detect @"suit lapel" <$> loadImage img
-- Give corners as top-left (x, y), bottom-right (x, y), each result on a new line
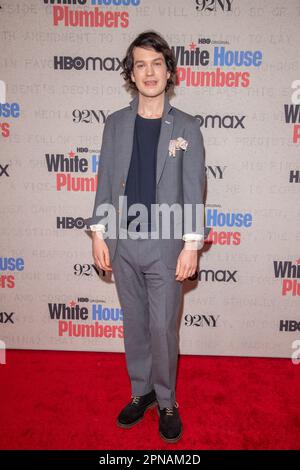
top-left (156, 112), bottom-right (174, 184)
top-left (121, 93), bottom-right (174, 187)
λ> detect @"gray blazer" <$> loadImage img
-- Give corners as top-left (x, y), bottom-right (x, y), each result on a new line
top-left (84, 93), bottom-right (207, 269)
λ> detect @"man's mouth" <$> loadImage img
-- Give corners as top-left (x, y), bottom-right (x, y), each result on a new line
top-left (144, 80), bottom-right (157, 86)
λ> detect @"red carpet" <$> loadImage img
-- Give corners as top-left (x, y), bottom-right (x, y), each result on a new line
top-left (0, 350), bottom-right (299, 450)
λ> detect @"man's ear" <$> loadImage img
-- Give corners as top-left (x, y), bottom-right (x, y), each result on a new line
top-left (131, 71), bottom-right (135, 83)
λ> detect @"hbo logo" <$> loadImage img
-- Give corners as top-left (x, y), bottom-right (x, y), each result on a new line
top-left (56, 217), bottom-right (85, 229)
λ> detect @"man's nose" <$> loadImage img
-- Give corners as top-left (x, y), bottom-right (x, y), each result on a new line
top-left (146, 65), bottom-right (154, 75)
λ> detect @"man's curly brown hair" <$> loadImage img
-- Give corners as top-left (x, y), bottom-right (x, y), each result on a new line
top-left (120, 30), bottom-right (177, 92)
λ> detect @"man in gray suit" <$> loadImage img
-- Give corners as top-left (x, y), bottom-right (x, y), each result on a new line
top-left (84, 31), bottom-right (206, 443)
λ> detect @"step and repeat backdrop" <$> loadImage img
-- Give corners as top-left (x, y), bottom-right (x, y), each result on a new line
top-left (1, 0), bottom-right (299, 358)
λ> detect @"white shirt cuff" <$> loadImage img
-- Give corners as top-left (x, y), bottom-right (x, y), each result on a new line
top-left (182, 233), bottom-right (204, 250)
top-left (90, 224), bottom-right (106, 232)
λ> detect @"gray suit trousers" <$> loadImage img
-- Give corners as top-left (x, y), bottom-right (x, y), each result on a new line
top-left (111, 232), bottom-right (183, 409)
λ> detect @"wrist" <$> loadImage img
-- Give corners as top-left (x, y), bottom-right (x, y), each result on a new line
top-left (92, 230), bottom-right (104, 241)
top-left (184, 240), bottom-right (202, 251)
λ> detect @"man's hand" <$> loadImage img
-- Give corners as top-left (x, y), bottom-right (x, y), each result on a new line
top-left (92, 232), bottom-right (112, 271)
top-left (175, 242), bottom-right (198, 281)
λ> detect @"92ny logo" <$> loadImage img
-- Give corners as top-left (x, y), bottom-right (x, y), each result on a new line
top-left (195, 0), bottom-right (234, 12)
top-left (291, 340), bottom-right (300, 365)
top-left (0, 340), bottom-right (6, 365)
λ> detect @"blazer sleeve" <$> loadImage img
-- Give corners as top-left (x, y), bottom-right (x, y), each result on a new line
top-left (84, 114), bottom-right (114, 229)
top-left (182, 117), bottom-right (206, 239)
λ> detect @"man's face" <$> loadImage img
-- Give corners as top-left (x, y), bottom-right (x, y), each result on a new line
top-left (130, 46), bottom-right (171, 98)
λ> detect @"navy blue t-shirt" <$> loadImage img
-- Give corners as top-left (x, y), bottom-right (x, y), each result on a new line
top-left (125, 114), bottom-right (161, 230)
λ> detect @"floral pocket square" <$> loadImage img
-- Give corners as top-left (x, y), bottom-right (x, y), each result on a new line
top-left (168, 137), bottom-right (188, 157)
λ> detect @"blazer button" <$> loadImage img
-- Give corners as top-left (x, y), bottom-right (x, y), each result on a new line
top-left (121, 181), bottom-right (125, 188)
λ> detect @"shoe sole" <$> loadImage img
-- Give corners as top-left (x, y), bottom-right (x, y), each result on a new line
top-left (159, 429), bottom-right (183, 443)
top-left (116, 400), bottom-right (157, 429)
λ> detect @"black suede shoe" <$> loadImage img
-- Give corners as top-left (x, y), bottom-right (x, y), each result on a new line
top-left (116, 390), bottom-right (157, 428)
top-left (158, 402), bottom-right (182, 443)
